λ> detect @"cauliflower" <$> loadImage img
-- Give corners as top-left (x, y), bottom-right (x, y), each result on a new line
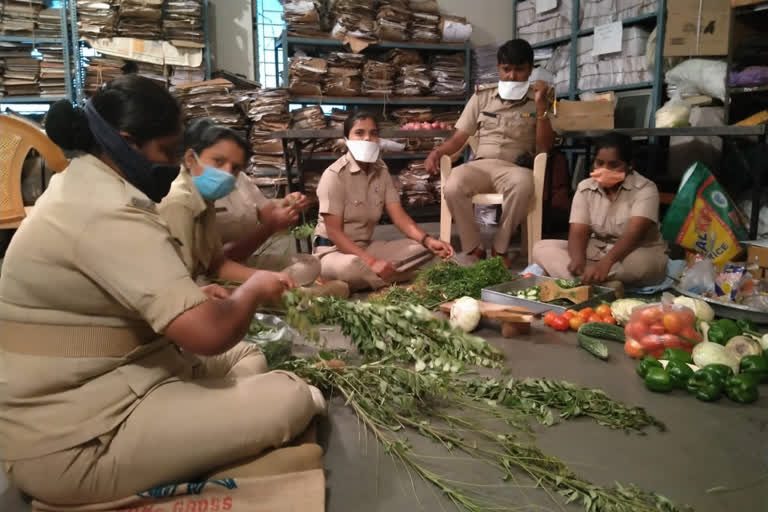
top-left (610, 299), bottom-right (646, 326)
top-left (672, 296), bottom-right (715, 322)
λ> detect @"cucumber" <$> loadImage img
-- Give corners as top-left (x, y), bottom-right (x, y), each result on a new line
top-left (577, 322), bottom-right (626, 343)
top-left (578, 333), bottom-right (609, 360)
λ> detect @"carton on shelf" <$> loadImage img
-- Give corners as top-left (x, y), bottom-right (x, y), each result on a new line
top-left (664, 0), bottom-right (731, 57)
top-left (549, 100), bottom-right (615, 133)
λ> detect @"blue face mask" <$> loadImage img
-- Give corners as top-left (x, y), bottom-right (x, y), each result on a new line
top-left (191, 155), bottom-right (236, 201)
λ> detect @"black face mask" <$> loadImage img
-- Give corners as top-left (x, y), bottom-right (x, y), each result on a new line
top-left (84, 101), bottom-right (180, 203)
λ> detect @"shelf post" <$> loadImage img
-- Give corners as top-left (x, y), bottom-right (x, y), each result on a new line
top-left (60, 0), bottom-right (73, 103)
top-left (650, 0), bottom-right (666, 128)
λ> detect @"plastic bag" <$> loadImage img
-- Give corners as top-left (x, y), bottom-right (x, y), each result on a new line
top-left (623, 303), bottom-right (701, 359)
top-left (243, 313), bottom-right (294, 367)
top-left (665, 59), bottom-right (727, 101)
top-left (655, 96), bottom-right (691, 128)
top-left (661, 162), bottom-right (749, 266)
top-left (679, 259), bottom-right (717, 295)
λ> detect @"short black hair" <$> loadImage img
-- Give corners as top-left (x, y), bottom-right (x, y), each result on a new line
top-left (497, 39), bottom-right (534, 67)
top-left (343, 111), bottom-right (378, 138)
top-left (184, 118), bottom-right (250, 159)
top-left (45, 74), bottom-right (181, 154)
top-left (594, 132), bottom-right (633, 165)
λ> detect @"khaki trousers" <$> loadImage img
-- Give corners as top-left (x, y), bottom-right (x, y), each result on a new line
top-left (443, 158), bottom-right (533, 254)
top-left (246, 252), bottom-right (322, 287)
top-left (7, 343), bottom-right (318, 505)
top-left (532, 239), bottom-right (668, 286)
top-left (315, 238), bottom-right (433, 292)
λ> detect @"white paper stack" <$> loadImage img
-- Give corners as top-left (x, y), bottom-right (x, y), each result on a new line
top-left (580, 0), bottom-right (657, 30)
top-left (472, 44), bottom-right (499, 88)
top-left (76, 1), bottom-right (118, 38)
top-left (539, 43), bottom-right (571, 96)
top-left (576, 32), bottom-right (651, 91)
top-left (281, 0), bottom-right (328, 37)
top-left (516, 0), bottom-right (572, 45)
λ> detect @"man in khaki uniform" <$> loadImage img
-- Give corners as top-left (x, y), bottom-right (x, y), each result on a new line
top-left (314, 113), bottom-right (454, 291)
top-left (533, 133), bottom-right (668, 286)
top-left (425, 39), bottom-right (555, 267)
top-left (0, 153), bottom-right (322, 504)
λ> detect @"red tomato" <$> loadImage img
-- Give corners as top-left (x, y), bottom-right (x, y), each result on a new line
top-left (562, 311), bottom-right (575, 321)
top-left (587, 314), bottom-right (603, 323)
top-left (569, 316), bottom-right (585, 331)
top-left (639, 334), bottom-right (664, 353)
top-left (677, 307), bottom-right (695, 327)
top-left (662, 312), bottom-right (683, 334)
top-left (602, 314), bottom-right (616, 325)
top-left (595, 304), bottom-right (612, 317)
top-left (624, 338), bottom-right (645, 359)
top-left (626, 321), bottom-right (649, 341)
top-left (649, 323), bottom-right (666, 335)
top-left (523, 273), bottom-right (534, 278)
top-left (679, 326), bottom-right (703, 344)
top-left (577, 309), bottom-right (592, 321)
top-left (550, 316), bottom-right (570, 331)
top-left (659, 334), bottom-right (683, 349)
top-left (580, 307), bottom-right (594, 316)
top-left (639, 306), bottom-right (663, 325)
top-left (544, 312), bottom-right (558, 326)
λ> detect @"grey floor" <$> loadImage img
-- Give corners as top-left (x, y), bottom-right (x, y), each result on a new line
top-left (2, 223), bottom-right (767, 511)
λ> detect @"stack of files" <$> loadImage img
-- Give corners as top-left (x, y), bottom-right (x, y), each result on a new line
top-left (386, 48), bottom-right (421, 67)
top-left (246, 88), bottom-right (290, 173)
top-left (398, 160), bottom-right (439, 207)
top-left (292, 104), bottom-right (335, 151)
top-left (116, 0), bottom-right (163, 39)
top-left (84, 55), bottom-right (124, 95)
top-left (392, 106), bottom-right (432, 125)
top-left (39, 45), bottom-right (66, 97)
top-left (362, 59), bottom-right (394, 96)
top-left (0, 0), bottom-right (42, 38)
top-left (163, 0), bottom-right (204, 47)
top-left (375, 0), bottom-right (410, 42)
top-left (409, 10), bottom-right (440, 42)
top-left (395, 64), bottom-right (431, 96)
top-left (125, 59), bottom-right (167, 87)
top-left (430, 53), bottom-right (465, 97)
top-left (516, 0), bottom-right (572, 45)
top-left (323, 51), bottom-right (362, 96)
top-left (539, 43), bottom-right (571, 97)
top-left (76, 1), bottom-right (117, 38)
top-left (37, 8), bottom-right (64, 38)
top-left (282, 0), bottom-right (328, 38)
top-left (330, 0), bottom-right (377, 40)
top-left (170, 64), bottom-right (205, 86)
top-left (288, 56), bottom-right (327, 96)
top-left (173, 78), bottom-right (246, 129)
top-left (472, 44), bottom-right (499, 88)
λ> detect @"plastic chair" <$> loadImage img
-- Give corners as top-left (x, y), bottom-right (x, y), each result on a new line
top-left (439, 137), bottom-right (547, 264)
top-left (0, 114), bottom-right (68, 229)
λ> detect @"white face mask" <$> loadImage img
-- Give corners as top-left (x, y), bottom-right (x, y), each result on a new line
top-left (345, 139), bottom-right (380, 163)
top-left (498, 80), bottom-right (529, 101)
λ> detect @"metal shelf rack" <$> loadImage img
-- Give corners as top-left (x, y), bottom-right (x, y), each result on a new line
top-left (513, 0), bottom-right (665, 126)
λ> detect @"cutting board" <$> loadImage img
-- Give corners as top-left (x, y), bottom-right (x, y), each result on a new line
top-left (440, 300), bottom-right (534, 337)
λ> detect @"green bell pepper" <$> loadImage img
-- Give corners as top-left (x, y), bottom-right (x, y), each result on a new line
top-left (707, 319), bottom-right (741, 345)
top-left (636, 356), bottom-right (663, 378)
top-left (725, 374), bottom-right (759, 404)
top-left (661, 348), bottom-right (694, 365)
top-left (736, 318), bottom-right (758, 333)
top-left (667, 360), bottom-right (694, 389)
top-left (686, 369), bottom-right (724, 402)
top-left (644, 367), bottom-right (673, 393)
top-left (740, 355), bottom-right (768, 384)
top-left (702, 363), bottom-right (735, 381)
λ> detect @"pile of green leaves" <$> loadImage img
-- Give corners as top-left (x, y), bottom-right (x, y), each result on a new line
top-left (371, 258), bottom-right (511, 309)
top-left (278, 358), bottom-right (681, 512)
top-left (283, 291), bottom-right (503, 371)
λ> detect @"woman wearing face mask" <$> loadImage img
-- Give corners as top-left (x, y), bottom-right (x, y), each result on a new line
top-left (158, 118), bottom-right (320, 286)
top-left (532, 132), bottom-right (668, 286)
top-left (314, 112), bottom-right (454, 291)
top-left (0, 75), bottom-right (325, 506)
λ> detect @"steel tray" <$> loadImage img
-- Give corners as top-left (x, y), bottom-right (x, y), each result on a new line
top-left (481, 276), bottom-right (616, 314)
top-left (673, 286), bottom-right (768, 325)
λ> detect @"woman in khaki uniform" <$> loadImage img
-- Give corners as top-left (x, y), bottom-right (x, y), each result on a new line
top-left (0, 76), bottom-right (325, 505)
top-left (158, 119), bottom-right (320, 286)
top-left (532, 133), bottom-right (668, 286)
top-left (314, 113), bottom-right (454, 291)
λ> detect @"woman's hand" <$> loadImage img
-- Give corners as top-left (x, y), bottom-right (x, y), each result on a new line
top-left (284, 192), bottom-right (311, 211)
top-left (200, 283), bottom-right (232, 300)
top-left (425, 236), bottom-right (454, 259)
top-left (567, 256), bottom-right (586, 276)
top-left (370, 259), bottom-right (397, 280)
top-left (581, 258), bottom-right (613, 284)
top-left (264, 205), bottom-right (299, 233)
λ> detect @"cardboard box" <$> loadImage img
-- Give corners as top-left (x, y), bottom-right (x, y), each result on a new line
top-left (549, 100), bottom-right (614, 133)
top-left (731, 0), bottom-right (764, 6)
top-left (746, 241), bottom-right (768, 267)
top-left (664, 0), bottom-right (731, 56)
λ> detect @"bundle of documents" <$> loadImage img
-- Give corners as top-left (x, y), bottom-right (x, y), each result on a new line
top-left (1, 48), bottom-right (40, 96)
top-left (84, 55), bottom-right (125, 95)
top-left (128, 59), bottom-right (166, 87)
top-left (291, 105), bottom-right (326, 130)
top-left (247, 88), bottom-right (290, 171)
top-left (516, 0), bottom-right (572, 45)
top-left (386, 48), bottom-right (421, 67)
top-left (288, 56), bottom-right (327, 96)
top-left (37, 8), bottom-right (64, 38)
top-left (163, 0), bottom-right (204, 47)
top-left (471, 44), bottom-right (499, 87)
top-left (76, 1), bottom-right (118, 38)
top-left (281, 0), bottom-right (327, 38)
top-left (0, 0), bottom-right (43, 38)
top-left (395, 64), bottom-right (431, 96)
top-left (324, 52), bottom-right (362, 96)
top-left (392, 107), bottom-right (432, 124)
top-left (409, 10), bottom-right (440, 42)
top-left (116, 0), bottom-right (163, 39)
top-left (328, 107), bottom-right (350, 129)
top-left (330, 0), bottom-right (377, 40)
top-left (39, 45), bottom-right (67, 97)
top-left (173, 78), bottom-right (246, 129)
top-left (398, 160), bottom-right (440, 207)
top-left (430, 53), bottom-right (465, 97)
top-left (375, 0), bottom-right (410, 42)
top-left (170, 64), bottom-right (205, 86)
top-left (362, 59), bottom-right (394, 96)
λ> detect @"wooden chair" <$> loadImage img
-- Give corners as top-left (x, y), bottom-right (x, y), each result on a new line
top-left (439, 136), bottom-right (547, 264)
top-left (0, 114), bottom-right (68, 229)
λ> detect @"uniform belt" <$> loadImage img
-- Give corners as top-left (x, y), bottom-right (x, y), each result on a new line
top-left (314, 236), bottom-right (335, 248)
top-left (0, 320), bottom-right (156, 357)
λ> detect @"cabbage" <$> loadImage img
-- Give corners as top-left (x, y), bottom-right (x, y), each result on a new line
top-left (692, 341), bottom-right (740, 374)
top-left (672, 296), bottom-right (715, 322)
top-left (610, 299), bottom-right (646, 326)
top-left (450, 296), bottom-right (482, 333)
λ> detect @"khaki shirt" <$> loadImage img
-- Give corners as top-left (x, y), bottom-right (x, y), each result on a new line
top-left (215, 172), bottom-right (270, 244)
top-left (455, 85), bottom-right (538, 164)
top-left (314, 152), bottom-right (399, 244)
top-left (570, 171), bottom-right (665, 248)
top-left (158, 167), bottom-right (222, 279)
top-left (0, 154), bottom-right (207, 460)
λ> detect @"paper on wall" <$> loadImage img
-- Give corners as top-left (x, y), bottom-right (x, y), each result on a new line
top-left (87, 37), bottom-right (203, 68)
top-left (592, 21), bottom-right (623, 56)
top-left (536, 0), bottom-right (558, 14)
